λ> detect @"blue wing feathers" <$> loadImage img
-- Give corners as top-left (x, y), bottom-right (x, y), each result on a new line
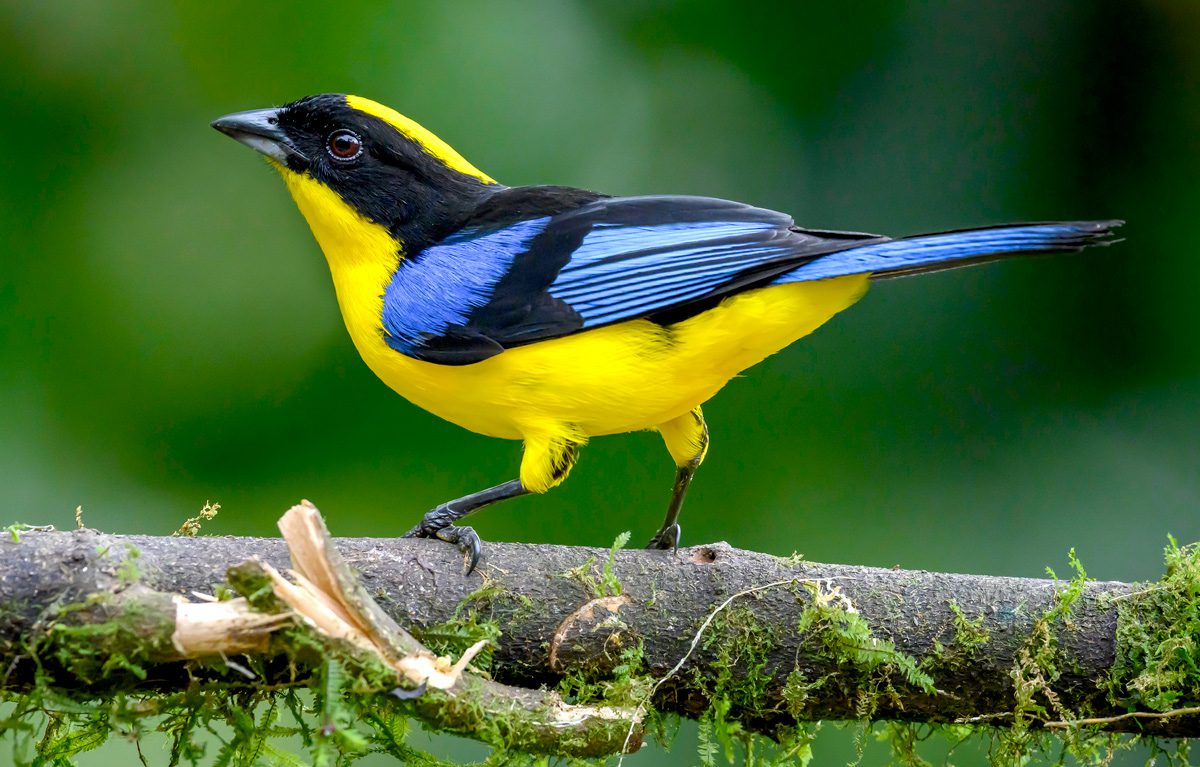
top-left (381, 217), bottom-right (549, 355)
top-left (553, 240), bottom-right (795, 327)
top-left (555, 219), bottom-right (778, 273)
top-left (378, 187), bottom-right (1121, 365)
top-left (775, 221), bottom-right (1121, 284)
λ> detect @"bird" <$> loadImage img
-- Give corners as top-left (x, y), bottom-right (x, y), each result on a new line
top-left (212, 93), bottom-right (1121, 573)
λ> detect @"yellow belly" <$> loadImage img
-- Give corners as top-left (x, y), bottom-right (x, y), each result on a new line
top-left (342, 272), bottom-right (868, 441)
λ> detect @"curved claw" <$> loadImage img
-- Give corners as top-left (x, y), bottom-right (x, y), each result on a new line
top-left (401, 504), bottom-right (484, 575)
top-left (434, 524), bottom-right (482, 575)
top-left (646, 522), bottom-right (681, 551)
top-left (401, 483), bottom-right (526, 574)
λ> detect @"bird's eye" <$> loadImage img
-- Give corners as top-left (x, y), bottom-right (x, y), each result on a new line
top-left (327, 129), bottom-right (363, 161)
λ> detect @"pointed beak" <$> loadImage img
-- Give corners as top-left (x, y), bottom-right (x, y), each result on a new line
top-left (211, 107), bottom-right (308, 168)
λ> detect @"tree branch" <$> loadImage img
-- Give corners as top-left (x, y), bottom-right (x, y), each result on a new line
top-left (1, 512), bottom-right (1197, 751)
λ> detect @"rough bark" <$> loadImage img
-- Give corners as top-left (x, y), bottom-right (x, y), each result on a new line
top-left (0, 528), bottom-right (1194, 738)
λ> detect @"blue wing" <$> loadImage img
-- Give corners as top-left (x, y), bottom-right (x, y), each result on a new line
top-left (380, 192), bottom-right (884, 363)
top-left (548, 217), bottom-right (791, 327)
top-left (380, 188), bottom-right (1120, 365)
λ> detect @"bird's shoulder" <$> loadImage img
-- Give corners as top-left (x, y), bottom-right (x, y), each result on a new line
top-left (456, 185), bottom-right (611, 229)
top-left (449, 186), bottom-right (804, 235)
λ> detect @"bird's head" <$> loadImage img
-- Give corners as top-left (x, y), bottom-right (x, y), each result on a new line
top-left (212, 94), bottom-right (498, 259)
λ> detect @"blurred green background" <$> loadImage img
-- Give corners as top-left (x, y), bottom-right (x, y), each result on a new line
top-left (1, 1), bottom-right (1197, 764)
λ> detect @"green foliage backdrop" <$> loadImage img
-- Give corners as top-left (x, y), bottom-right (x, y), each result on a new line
top-left (1, 1), bottom-right (1197, 764)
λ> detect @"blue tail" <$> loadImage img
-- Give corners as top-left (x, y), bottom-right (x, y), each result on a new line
top-left (775, 220), bottom-right (1123, 284)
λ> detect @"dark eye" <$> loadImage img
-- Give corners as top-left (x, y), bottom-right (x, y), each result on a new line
top-left (327, 129), bottom-right (362, 161)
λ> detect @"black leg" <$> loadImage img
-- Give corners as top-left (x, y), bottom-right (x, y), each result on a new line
top-left (646, 464), bottom-right (696, 550)
top-left (403, 479), bottom-right (527, 574)
top-left (649, 407), bottom-right (709, 550)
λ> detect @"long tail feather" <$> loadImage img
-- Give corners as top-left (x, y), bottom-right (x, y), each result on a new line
top-left (776, 220), bottom-right (1123, 283)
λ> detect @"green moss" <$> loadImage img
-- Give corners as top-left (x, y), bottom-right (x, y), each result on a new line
top-left (46, 617), bottom-right (591, 763)
top-left (690, 580), bottom-right (936, 766)
top-left (2, 523), bottom-right (56, 543)
top-left (414, 616), bottom-right (501, 676)
top-left (947, 600), bottom-right (989, 655)
top-left (1043, 547), bottom-right (1088, 623)
top-left (976, 546), bottom-right (1198, 767)
top-left (706, 604), bottom-right (780, 714)
top-left (792, 580), bottom-right (934, 717)
top-left (601, 531), bottom-right (630, 596)
top-left (1, 567), bottom-right (628, 765)
top-left (685, 601), bottom-right (784, 764)
top-left (174, 501), bottom-right (220, 537)
top-left (33, 592), bottom-right (176, 685)
top-left (407, 576), bottom-right (530, 675)
top-left (775, 551), bottom-right (805, 568)
top-left (556, 531), bottom-right (631, 599)
top-left (114, 545), bottom-right (142, 587)
top-left (992, 547), bottom-right (1094, 763)
top-left (558, 638), bottom-right (649, 712)
top-left (879, 721), bottom-right (940, 767)
top-left (781, 669), bottom-right (824, 719)
top-left (1108, 537), bottom-right (1200, 713)
top-left (225, 561), bottom-right (283, 611)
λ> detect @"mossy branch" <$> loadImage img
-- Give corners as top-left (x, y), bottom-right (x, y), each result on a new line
top-left (2, 505), bottom-right (638, 759)
top-left (2, 506), bottom-right (1200, 761)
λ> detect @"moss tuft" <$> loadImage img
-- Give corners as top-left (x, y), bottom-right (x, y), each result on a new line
top-left (555, 531), bottom-right (631, 599)
top-left (947, 600), bottom-right (989, 655)
top-left (1108, 537), bottom-right (1200, 712)
top-left (791, 580), bottom-right (935, 719)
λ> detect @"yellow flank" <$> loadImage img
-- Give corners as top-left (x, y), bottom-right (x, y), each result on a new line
top-left (345, 95), bottom-right (495, 184)
top-left (275, 150), bottom-right (867, 494)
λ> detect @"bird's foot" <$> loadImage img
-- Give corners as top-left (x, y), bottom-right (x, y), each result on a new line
top-left (403, 506), bottom-right (483, 575)
top-left (645, 523), bottom-right (681, 551)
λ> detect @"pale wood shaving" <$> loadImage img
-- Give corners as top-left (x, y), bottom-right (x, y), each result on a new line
top-left (171, 597), bottom-right (289, 656)
top-left (267, 502), bottom-right (479, 690)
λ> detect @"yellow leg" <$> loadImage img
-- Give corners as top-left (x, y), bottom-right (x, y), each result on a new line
top-left (649, 407), bottom-right (710, 549)
top-left (520, 429), bottom-right (586, 494)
